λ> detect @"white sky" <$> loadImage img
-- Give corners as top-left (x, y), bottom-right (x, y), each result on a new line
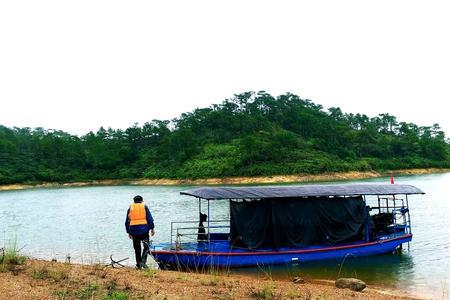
top-left (1, 1), bottom-right (449, 136)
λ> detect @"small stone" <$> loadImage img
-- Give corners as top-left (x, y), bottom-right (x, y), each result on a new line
top-left (292, 277), bottom-right (305, 284)
top-left (335, 278), bottom-right (366, 292)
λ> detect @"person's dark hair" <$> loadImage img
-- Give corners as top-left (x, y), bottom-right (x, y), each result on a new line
top-left (133, 195), bottom-right (143, 203)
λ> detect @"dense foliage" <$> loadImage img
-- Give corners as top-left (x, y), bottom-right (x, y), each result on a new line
top-left (1, 92), bottom-right (449, 184)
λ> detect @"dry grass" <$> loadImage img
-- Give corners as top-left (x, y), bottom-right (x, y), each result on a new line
top-left (0, 259), bottom-right (422, 300)
top-left (0, 245), bottom-right (27, 273)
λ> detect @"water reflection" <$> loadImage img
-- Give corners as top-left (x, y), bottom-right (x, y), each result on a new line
top-left (233, 252), bottom-right (415, 289)
top-left (304, 254), bottom-right (406, 283)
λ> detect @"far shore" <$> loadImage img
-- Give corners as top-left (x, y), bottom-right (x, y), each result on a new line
top-left (1, 168), bottom-right (449, 191)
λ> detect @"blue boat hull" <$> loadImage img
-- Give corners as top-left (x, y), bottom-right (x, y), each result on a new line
top-left (151, 234), bottom-right (412, 269)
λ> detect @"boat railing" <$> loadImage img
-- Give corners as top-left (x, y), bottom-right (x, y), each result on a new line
top-left (170, 219), bottom-right (230, 248)
top-left (370, 195), bottom-right (411, 235)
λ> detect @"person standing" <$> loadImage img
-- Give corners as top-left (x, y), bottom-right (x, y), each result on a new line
top-left (125, 195), bottom-right (155, 269)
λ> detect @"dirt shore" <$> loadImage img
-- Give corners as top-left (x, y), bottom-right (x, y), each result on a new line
top-left (0, 168), bottom-right (448, 191)
top-left (0, 259), bottom-right (422, 300)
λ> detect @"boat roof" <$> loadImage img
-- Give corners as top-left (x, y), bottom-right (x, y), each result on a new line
top-left (180, 184), bottom-right (425, 200)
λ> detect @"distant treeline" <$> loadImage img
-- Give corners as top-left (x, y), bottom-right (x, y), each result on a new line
top-left (1, 92), bottom-right (449, 184)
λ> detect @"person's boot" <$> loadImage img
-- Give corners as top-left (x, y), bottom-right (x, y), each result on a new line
top-left (140, 257), bottom-right (148, 269)
top-left (141, 250), bottom-right (149, 269)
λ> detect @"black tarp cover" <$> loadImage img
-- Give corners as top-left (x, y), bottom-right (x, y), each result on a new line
top-left (230, 196), bottom-right (368, 249)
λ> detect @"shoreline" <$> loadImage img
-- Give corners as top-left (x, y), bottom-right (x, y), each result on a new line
top-left (0, 258), bottom-right (423, 299)
top-left (1, 168), bottom-right (449, 191)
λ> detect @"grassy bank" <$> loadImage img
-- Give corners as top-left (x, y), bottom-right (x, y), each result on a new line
top-left (1, 168), bottom-right (449, 191)
top-left (0, 256), bottom-right (421, 300)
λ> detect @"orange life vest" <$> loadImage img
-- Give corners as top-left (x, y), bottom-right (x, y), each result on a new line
top-left (129, 203), bottom-right (147, 226)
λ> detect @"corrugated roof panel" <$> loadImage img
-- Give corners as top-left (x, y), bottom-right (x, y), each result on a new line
top-left (180, 184), bottom-right (424, 200)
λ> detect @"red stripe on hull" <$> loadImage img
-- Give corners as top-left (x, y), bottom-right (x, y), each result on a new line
top-left (152, 234), bottom-right (412, 257)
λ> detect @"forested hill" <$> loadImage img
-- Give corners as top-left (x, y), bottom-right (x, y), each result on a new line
top-left (1, 92), bottom-right (449, 184)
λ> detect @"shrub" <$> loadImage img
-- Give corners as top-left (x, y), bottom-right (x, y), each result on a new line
top-left (50, 268), bottom-right (70, 282)
top-left (250, 284), bottom-right (276, 300)
top-left (104, 291), bottom-right (129, 300)
top-left (75, 282), bottom-right (100, 300)
top-left (0, 244), bottom-right (27, 272)
top-left (31, 265), bottom-right (50, 279)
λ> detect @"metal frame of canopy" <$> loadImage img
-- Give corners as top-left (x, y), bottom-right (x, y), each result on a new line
top-left (171, 184), bottom-right (424, 250)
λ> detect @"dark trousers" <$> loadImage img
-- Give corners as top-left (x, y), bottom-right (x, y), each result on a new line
top-left (132, 233), bottom-right (150, 267)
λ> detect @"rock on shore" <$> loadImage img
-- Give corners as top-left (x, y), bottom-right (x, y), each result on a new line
top-left (335, 277), bottom-right (367, 291)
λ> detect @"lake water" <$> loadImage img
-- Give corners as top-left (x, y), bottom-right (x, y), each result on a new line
top-left (1, 173), bottom-right (449, 298)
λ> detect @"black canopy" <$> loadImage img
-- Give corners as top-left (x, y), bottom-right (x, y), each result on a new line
top-left (180, 184), bottom-right (424, 200)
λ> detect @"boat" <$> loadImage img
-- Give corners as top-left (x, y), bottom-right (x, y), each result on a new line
top-left (150, 183), bottom-right (424, 269)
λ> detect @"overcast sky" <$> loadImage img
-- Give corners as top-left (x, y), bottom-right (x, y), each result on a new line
top-left (1, 1), bottom-right (449, 136)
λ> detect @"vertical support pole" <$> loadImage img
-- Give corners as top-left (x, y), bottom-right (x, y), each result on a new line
top-left (406, 194), bottom-right (411, 251)
top-left (365, 222), bottom-right (370, 241)
top-left (406, 194), bottom-right (411, 234)
top-left (363, 195), bottom-right (369, 242)
top-left (402, 199), bottom-right (408, 233)
top-left (228, 199), bottom-right (231, 235)
top-left (393, 194), bottom-right (396, 229)
top-left (175, 228), bottom-right (180, 250)
top-left (377, 196), bottom-right (381, 213)
top-left (198, 198), bottom-right (202, 247)
top-left (208, 200), bottom-right (211, 247)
